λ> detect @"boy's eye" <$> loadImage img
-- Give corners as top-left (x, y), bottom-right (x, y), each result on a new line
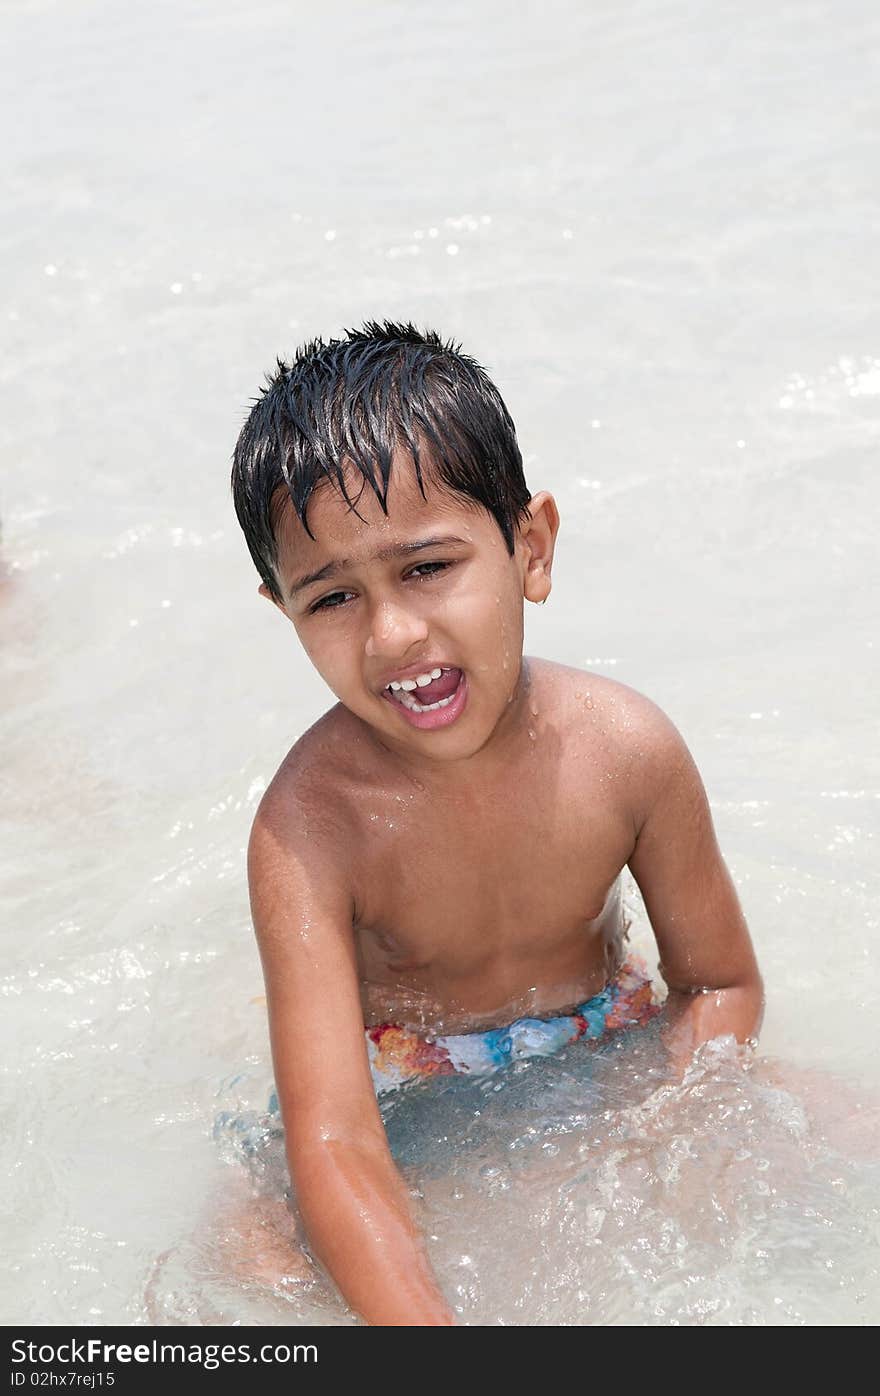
top-left (308, 561), bottom-right (450, 615)
top-left (309, 590), bottom-right (353, 614)
top-left (406, 560), bottom-right (449, 580)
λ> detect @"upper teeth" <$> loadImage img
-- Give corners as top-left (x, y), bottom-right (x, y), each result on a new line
top-left (388, 667), bottom-right (444, 692)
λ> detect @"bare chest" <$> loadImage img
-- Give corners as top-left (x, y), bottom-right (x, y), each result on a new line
top-left (350, 772), bottom-right (635, 1032)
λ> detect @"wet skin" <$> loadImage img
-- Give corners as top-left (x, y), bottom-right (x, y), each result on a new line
top-left (260, 460), bottom-right (646, 1037)
top-left (297, 660), bottom-right (634, 1036)
top-left (250, 453), bottom-right (762, 1324)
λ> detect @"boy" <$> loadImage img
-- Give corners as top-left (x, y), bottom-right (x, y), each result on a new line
top-left (230, 321), bottom-right (763, 1325)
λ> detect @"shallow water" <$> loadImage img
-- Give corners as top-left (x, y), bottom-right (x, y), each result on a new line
top-left (2, 0), bottom-right (879, 1326)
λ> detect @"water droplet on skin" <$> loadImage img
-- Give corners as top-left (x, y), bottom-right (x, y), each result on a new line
top-left (585, 695), bottom-right (595, 709)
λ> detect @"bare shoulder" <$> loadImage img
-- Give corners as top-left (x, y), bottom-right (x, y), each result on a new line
top-left (531, 659), bottom-right (696, 822)
top-left (254, 703), bottom-right (364, 846)
top-left (533, 659), bottom-right (683, 747)
top-left (246, 704), bottom-right (367, 922)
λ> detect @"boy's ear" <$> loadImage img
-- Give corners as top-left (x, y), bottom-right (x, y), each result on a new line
top-left (258, 582), bottom-right (288, 615)
top-left (519, 491), bottom-right (559, 605)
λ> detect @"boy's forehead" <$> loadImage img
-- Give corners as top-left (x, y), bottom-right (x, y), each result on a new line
top-left (273, 461), bottom-right (493, 584)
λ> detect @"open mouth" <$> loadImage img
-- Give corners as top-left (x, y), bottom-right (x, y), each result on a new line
top-left (381, 667), bottom-right (468, 729)
top-left (385, 666), bottom-right (462, 712)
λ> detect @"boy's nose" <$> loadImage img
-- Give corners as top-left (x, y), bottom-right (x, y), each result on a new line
top-left (364, 599), bottom-right (429, 658)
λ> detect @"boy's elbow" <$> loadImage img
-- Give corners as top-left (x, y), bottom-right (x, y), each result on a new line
top-left (288, 1121), bottom-right (391, 1195)
top-left (729, 954), bottom-right (765, 1028)
top-left (662, 971), bottom-right (765, 1054)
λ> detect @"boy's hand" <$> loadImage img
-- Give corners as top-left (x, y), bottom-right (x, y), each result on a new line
top-left (626, 702), bottom-right (764, 1075)
top-left (249, 781), bottom-right (455, 1326)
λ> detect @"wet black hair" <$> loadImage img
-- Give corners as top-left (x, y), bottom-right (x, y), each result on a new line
top-left (230, 320), bottom-right (532, 599)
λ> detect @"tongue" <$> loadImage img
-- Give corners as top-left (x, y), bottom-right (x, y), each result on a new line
top-left (411, 667), bottom-right (462, 704)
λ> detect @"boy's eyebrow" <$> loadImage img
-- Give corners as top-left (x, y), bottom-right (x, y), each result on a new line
top-left (286, 535), bottom-right (470, 597)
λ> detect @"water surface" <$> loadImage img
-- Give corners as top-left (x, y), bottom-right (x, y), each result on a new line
top-left (2, 0), bottom-right (878, 1326)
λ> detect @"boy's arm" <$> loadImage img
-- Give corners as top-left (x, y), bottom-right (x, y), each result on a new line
top-left (248, 791), bottom-right (455, 1326)
top-left (626, 705), bottom-right (764, 1071)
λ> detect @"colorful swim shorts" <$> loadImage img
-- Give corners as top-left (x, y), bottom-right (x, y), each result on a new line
top-left (365, 954), bottom-right (661, 1094)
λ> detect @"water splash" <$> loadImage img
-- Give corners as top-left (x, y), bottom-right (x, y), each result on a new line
top-left (200, 1031), bottom-right (880, 1325)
